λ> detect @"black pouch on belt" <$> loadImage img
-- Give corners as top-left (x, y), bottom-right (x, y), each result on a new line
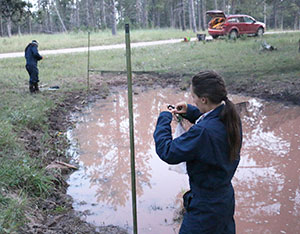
top-left (183, 190), bottom-right (194, 212)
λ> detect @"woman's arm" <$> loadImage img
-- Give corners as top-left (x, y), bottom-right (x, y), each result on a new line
top-left (153, 112), bottom-right (208, 164)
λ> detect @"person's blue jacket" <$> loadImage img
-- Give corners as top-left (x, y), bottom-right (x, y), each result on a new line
top-left (25, 43), bottom-right (43, 66)
top-left (153, 104), bottom-right (241, 233)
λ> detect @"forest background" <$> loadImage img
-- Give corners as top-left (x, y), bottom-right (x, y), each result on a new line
top-left (1, 0), bottom-right (300, 38)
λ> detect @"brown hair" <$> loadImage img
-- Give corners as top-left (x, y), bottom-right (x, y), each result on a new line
top-left (191, 70), bottom-right (241, 161)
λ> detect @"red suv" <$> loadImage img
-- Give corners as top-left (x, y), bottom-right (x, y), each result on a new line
top-left (206, 10), bottom-right (265, 39)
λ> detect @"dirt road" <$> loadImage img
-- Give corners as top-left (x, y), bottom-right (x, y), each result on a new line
top-left (0, 31), bottom-right (297, 59)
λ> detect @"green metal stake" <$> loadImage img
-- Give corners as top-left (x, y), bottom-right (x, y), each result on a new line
top-left (125, 23), bottom-right (138, 234)
top-left (87, 31), bottom-right (90, 92)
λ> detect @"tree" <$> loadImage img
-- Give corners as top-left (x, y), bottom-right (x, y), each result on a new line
top-left (0, 0), bottom-right (299, 36)
top-left (214, 0), bottom-right (217, 10)
top-left (53, 0), bottom-right (68, 32)
top-left (0, 0), bottom-right (29, 37)
top-left (110, 0), bottom-right (117, 35)
top-left (100, 0), bottom-right (107, 29)
top-left (13, 3), bottom-right (32, 35)
top-left (188, 0), bottom-right (196, 32)
top-left (0, 9), bottom-right (4, 36)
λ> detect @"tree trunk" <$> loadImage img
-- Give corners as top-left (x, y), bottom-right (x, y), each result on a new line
top-left (49, 10), bottom-right (53, 32)
top-left (54, 0), bottom-right (68, 32)
top-left (189, 1), bottom-right (192, 29)
top-left (100, 0), bottom-right (106, 29)
top-left (90, 0), bottom-right (96, 27)
top-left (151, 0), bottom-right (155, 28)
top-left (197, 0), bottom-right (201, 31)
top-left (223, 0), bottom-right (226, 12)
top-left (280, 11), bottom-right (283, 30)
top-left (202, 0), bottom-right (206, 30)
top-left (299, 11), bottom-right (300, 30)
top-left (214, 0), bottom-right (218, 10)
top-left (76, 0), bottom-right (80, 28)
top-left (111, 0), bottom-right (117, 35)
top-left (136, 0), bottom-right (142, 27)
top-left (273, 0), bottom-right (277, 29)
top-left (86, 0), bottom-right (90, 27)
top-left (189, 0), bottom-right (196, 32)
top-left (181, 0), bottom-right (186, 30)
top-left (170, 4), bottom-right (175, 28)
top-left (142, 0), bottom-right (148, 28)
top-left (294, 12), bottom-right (298, 30)
top-left (28, 16), bottom-right (32, 34)
top-left (0, 13), bottom-right (3, 37)
top-left (178, 11), bottom-right (182, 29)
top-left (7, 17), bottom-right (12, 37)
top-left (38, 0), bottom-right (43, 32)
top-left (18, 24), bottom-right (22, 36)
top-left (263, 0), bottom-right (267, 26)
top-left (231, 0), bottom-right (236, 14)
top-left (157, 12), bottom-right (160, 27)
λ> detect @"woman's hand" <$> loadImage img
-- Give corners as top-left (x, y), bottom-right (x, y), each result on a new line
top-left (159, 102), bottom-right (188, 114)
top-left (173, 102), bottom-right (188, 114)
top-left (160, 104), bottom-right (173, 113)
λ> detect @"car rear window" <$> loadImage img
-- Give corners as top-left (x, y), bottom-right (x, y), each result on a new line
top-left (228, 17), bottom-right (239, 23)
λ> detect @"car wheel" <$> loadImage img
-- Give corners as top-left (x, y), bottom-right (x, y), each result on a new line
top-left (212, 35), bottom-right (219, 39)
top-left (229, 30), bottom-right (238, 40)
top-left (256, 27), bottom-right (264, 37)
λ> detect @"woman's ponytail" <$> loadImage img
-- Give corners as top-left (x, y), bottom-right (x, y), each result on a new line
top-left (220, 97), bottom-right (241, 161)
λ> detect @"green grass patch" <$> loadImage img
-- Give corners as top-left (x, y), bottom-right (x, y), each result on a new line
top-left (0, 155), bottom-right (54, 197)
top-left (0, 28), bottom-right (200, 53)
top-left (0, 192), bottom-right (27, 233)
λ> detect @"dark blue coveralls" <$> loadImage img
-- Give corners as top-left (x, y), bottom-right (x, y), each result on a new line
top-left (24, 43), bottom-right (43, 92)
top-left (153, 104), bottom-right (241, 234)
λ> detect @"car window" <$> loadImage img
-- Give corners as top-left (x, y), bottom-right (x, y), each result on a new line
top-left (238, 17), bottom-right (245, 23)
top-left (228, 17), bottom-right (239, 23)
top-left (244, 17), bottom-right (254, 23)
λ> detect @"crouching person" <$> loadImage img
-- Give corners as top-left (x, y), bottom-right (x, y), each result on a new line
top-left (153, 70), bottom-right (242, 234)
top-left (25, 40), bottom-right (43, 93)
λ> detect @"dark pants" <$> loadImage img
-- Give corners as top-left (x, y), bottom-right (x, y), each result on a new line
top-left (26, 64), bottom-right (39, 85)
top-left (179, 188), bottom-right (236, 234)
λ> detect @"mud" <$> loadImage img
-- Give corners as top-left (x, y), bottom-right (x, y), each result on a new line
top-left (19, 72), bottom-right (300, 234)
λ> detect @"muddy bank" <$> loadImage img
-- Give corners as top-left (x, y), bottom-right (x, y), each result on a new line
top-left (228, 77), bottom-right (300, 105)
top-left (20, 72), bottom-right (299, 233)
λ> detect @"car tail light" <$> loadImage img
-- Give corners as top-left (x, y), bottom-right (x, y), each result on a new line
top-left (222, 23), bottom-right (228, 28)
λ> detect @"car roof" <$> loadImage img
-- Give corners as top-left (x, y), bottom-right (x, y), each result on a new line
top-left (228, 14), bottom-right (253, 18)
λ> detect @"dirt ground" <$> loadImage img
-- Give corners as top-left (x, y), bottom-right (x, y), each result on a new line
top-left (20, 72), bottom-right (300, 234)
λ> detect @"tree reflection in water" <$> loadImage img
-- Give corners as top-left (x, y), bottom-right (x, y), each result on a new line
top-left (72, 87), bottom-right (187, 210)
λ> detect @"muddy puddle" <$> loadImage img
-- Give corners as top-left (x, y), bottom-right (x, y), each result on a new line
top-left (67, 87), bottom-right (300, 234)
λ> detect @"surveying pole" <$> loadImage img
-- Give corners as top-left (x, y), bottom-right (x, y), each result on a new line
top-left (125, 24), bottom-right (138, 234)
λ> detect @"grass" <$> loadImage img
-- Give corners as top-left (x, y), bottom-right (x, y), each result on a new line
top-left (0, 192), bottom-right (27, 233)
top-left (0, 31), bottom-right (300, 232)
top-left (0, 28), bottom-right (200, 53)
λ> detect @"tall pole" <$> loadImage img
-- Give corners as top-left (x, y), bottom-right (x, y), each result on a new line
top-left (87, 31), bottom-right (90, 92)
top-left (125, 24), bottom-right (138, 234)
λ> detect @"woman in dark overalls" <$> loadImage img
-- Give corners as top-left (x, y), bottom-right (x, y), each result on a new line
top-left (153, 70), bottom-right (242, 233)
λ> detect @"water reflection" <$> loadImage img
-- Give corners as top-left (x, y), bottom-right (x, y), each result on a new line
top-left (68, 87), bottom-right (189, 233)
top-left (67, 88), bottom-right (300, 234)
top-left (234, 98), bottom-right (300, 233)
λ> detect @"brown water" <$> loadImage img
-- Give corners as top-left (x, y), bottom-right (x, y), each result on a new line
top-left (67, 87), bottom-right (300, 234)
